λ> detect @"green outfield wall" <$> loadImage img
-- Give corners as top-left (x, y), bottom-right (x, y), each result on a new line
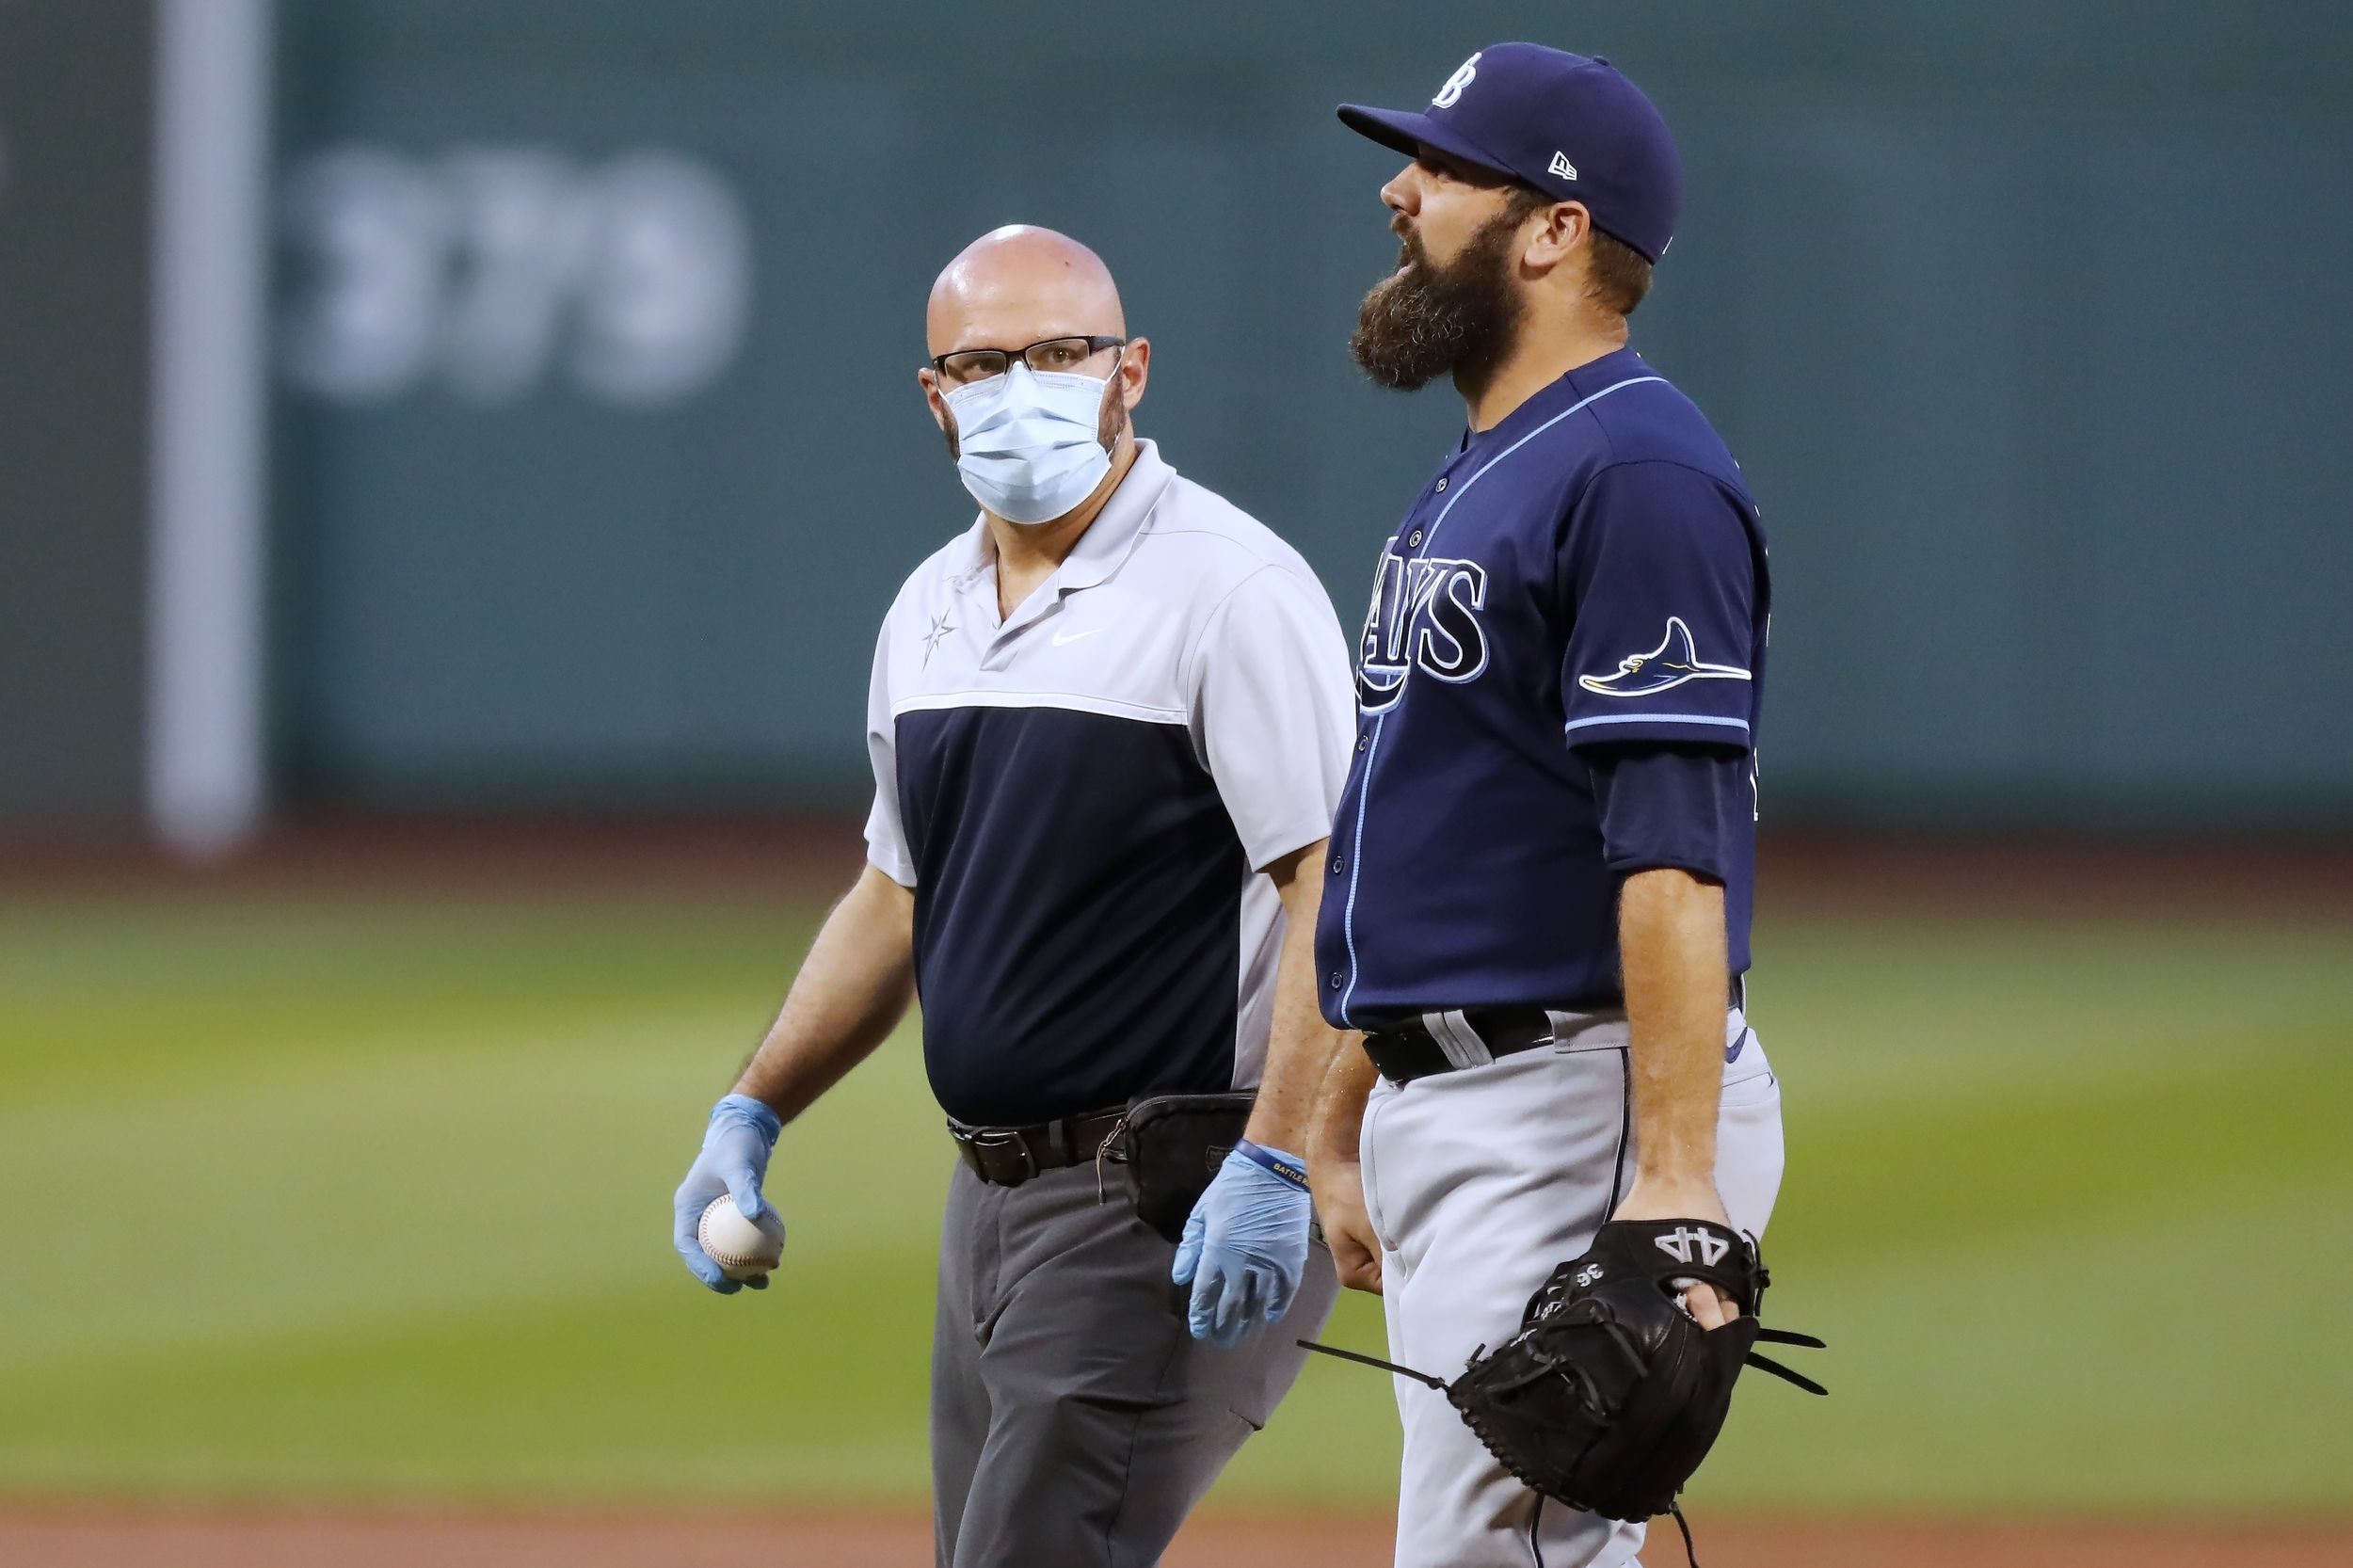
top-left (0, 1), bottom-right (155, 824)
top-left (14, 2), bottom-right (2352, 833)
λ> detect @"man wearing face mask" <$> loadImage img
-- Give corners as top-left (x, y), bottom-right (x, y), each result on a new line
top-left (668, 225), bottom-right (1357, 1567)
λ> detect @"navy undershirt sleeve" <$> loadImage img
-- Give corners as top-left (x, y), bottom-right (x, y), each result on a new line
top-left (1588, 742), bottom-right (1750, 885)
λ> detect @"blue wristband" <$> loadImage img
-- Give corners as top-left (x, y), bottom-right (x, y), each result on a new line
top-left (1233, 1138), bottom-right (1309, 1192)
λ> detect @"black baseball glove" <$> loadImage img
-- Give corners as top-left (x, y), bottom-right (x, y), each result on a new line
top-left (1304, 1219), bottom-right (1823, 1560)
top-left (1448, 1219), bottom-right (1824, 1522)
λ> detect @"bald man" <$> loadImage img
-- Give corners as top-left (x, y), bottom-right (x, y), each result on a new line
top-left (670, 227), bottom-right (1358, 1567)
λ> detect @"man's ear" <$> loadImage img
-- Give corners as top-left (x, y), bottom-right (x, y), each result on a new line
top-left (1522, 201), bottom-right (1593, 277)
top-left (918, 364), bottom-right (950, 431)
top-left (1117, 336), bottom-right (1151, 412)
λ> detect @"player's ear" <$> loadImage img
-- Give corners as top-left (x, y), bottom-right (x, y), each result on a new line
top-left (1523, 200), bottom-right (1590, 275)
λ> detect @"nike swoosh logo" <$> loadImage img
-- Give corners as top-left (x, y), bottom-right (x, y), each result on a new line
top-left (1050, 627), bottom-right (1104, 647)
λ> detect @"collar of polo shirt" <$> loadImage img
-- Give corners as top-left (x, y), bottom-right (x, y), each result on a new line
top-left (947, 440), bottom-right (1179, 597)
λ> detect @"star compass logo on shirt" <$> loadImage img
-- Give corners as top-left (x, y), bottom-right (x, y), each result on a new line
top-left (1577, 616), bottom-right (1751, 697)
top-left (920, 610), bottom-right (956, 667)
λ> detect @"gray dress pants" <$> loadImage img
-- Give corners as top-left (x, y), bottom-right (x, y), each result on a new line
top-left (931, 1159), bottom-right (1337, 1568)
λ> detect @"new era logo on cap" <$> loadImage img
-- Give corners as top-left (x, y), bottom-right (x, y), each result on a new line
top-left (1548, 151), bottom-right (1577, 181)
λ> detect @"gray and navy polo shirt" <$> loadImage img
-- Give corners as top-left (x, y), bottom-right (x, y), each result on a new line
top-left (866, 440), bottom-right (1354, 1127)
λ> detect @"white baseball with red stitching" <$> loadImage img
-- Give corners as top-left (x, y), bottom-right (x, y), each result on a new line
top-left (697, 1194), bottom-right (785, 1281)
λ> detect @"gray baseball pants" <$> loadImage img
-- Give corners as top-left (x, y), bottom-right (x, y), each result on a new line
top-left (1363, 1005), bottom-right (1785, 1568)
top-left (931, 1158), bottom-right (1337, 1568)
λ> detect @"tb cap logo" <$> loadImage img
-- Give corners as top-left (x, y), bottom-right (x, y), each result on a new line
top-left (1433, 52), bottom-right (1481, 108)
top-left (1654, 1225), bottom-right (1732, 1268)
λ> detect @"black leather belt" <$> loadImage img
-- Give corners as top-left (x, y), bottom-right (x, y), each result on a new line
top-left (949, 1106), bottom-right (1128, 1188)
top-left (1361, 1007), bottom-right (1580, 1086)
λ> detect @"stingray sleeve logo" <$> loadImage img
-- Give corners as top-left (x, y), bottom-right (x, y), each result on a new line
top-left (1355, 541), bottom-right (1489, 712)
top-left (1577, 616), bottom-right (1751, 697)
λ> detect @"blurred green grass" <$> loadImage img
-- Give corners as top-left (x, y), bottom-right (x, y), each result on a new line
top-left (1, 888), bottom-right (2348, 1512)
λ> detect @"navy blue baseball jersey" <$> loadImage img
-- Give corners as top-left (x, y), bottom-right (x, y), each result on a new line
top-left (1314, 346), bottom-right (1769, 1027)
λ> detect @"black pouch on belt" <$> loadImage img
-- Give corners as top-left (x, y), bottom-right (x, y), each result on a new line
top-left (1118, 1090), bottom-right (1255, 1243)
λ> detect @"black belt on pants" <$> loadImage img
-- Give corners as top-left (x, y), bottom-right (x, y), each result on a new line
top-left (949, 1106), bottom-right (1128, 1188)
top-left (1362, 978), bottom-right (1747, 1088)
top-left (1361, 1006), bottom-right (1577, 1086)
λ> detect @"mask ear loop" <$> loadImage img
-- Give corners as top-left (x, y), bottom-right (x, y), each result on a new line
top-left (1096, 344), bottom-right (1130, 452)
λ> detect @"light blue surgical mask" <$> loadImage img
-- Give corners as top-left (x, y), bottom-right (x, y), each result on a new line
top-left (943, 361), bottom-right (1116, 524)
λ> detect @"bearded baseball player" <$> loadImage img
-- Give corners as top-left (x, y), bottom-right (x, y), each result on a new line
top-left (1297, 44), bottom-right (1789, 1568)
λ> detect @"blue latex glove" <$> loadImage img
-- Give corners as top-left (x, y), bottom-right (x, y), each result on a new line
top-left (671, 1094), bottom-right (783, 1294)
top-left (1173, 1141), bottom-right (1312, 1348)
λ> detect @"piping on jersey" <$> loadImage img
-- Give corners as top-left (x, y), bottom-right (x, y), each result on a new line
top-left (1562, 712), bottom-right (1750, 736)
top-left (1337, 375), bottom-right (1667, 1027)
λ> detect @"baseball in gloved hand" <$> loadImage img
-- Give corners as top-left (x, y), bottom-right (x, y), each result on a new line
top-left (672, 1093), bottom-right (783, 1294)
top-left (1173, 1140), bottom-right (1313, 1348)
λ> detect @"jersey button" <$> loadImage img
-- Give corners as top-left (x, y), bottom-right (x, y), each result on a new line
top-left (1356, 735), bottom-right (1369, 752)
top-left (1434, 477), bottom-right (1448, 492)
top-left (1327, 971), bottom-right (1343, 988)
top-left (1330, 856), bottom-right (1344, 875)
top-left (1408, 530), bottom-right (1423, 546)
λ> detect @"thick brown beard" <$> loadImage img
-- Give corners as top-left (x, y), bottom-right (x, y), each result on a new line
top-left (1349, 208), bottom-right (1529, 392)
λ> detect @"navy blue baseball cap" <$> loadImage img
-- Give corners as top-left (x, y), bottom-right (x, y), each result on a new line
top-left (1338, 43), bottom-right (1684, 264)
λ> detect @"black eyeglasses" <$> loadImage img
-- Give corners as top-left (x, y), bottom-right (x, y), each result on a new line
top-left (930, 335), bottom-right (1126, 387)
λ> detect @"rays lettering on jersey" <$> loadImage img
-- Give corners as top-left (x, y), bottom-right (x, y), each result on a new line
top-left (1355, 538), bottom-right (1490, 712)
